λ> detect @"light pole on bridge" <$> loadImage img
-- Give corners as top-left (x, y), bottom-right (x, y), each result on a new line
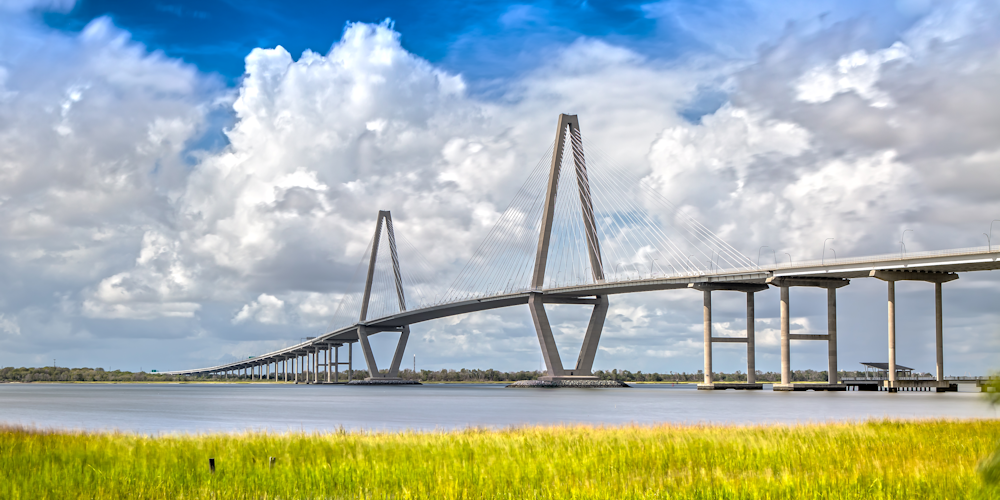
top-left (822, 238), bottom-right (834, 265)
top-left (757, 246), bottom-right (771, 269)
top-left (989, 220), bottom-right (1000, 252)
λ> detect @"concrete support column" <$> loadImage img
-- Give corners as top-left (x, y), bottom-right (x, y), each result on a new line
top-left (313, 350), bottom-right (318, 383)
top-left (357, 326), bottom-right (381, 379)
top-left (746, 292), bottom-right (755, 384)
top-left (348, 342), bottom-right (353, 382)
top-left (780, 286), bottom-right (790, 386)
top-left (326, 347), bottom-right (331, 383)
top-left (935, 282), bottom-right (944, 384)
top-left (888, 280), bottom-right (897, 389)
top-left (335, 346), bottom-right (340, 383)
top-left (703, 290), bottom-right (712, 385)
top-left (294, 356), bottom-right (298, 383)
top-left (827, 287), bottom-right (838, 385)
top-left (528, 293), bottom-right (565, 379)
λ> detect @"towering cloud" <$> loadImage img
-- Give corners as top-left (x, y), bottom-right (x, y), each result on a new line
top-left (0, 2), bottom-right (997, 373)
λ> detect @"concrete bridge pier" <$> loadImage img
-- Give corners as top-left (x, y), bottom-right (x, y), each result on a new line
top-left (870, 270), bottom-right (958, 392)
top-left (693, 283), bottom-right (768, 390)
top-left (349, 210), bottom-right (419, 385)
top-left (510, 114), bottom-right (624, 388)
top-left (527, 293), bottom-right (610, 382)
top-left (767, 277), bottom-right (849, 391)
top-left (356, 325), bottom-right (413, 382)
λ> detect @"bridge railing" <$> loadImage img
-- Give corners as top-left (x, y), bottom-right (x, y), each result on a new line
top-left (759, 245), bottom-right (997, 271)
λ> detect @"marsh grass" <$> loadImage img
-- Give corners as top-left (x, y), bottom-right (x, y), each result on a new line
top-left (2, 420), bottom-right (998, 499)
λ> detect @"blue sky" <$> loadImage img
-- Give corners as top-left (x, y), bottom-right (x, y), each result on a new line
top-left (42, 0), bottom-right (925, 90)
top-left (0, 0), bottom-right (997, 376)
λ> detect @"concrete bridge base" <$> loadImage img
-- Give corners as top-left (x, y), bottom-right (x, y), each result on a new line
top-left (773, 383), bottom-right (847, 392)
top-left (506, 379), bottom-right (629, 388)
top-left (698, 383), bottom-right (763, 390)
top-left (347, 379), bottom-right (422, 385)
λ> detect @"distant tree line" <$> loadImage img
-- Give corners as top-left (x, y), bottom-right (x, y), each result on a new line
top-left (0, 366), bottom-right (209, 383)
top-left (1, 365), bottom-right (900, 383)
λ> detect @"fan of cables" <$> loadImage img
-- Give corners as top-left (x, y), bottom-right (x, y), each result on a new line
top-left (322, 218), bottom-right (440, 333)
top-left (440, 129), bottom-right (755, 303)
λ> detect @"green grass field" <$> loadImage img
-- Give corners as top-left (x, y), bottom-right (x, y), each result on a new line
top-left (2, 420), bottom-right (999, 499)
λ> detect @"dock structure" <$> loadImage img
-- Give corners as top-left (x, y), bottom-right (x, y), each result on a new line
top-left (840, 362), bottom-right (993, 392)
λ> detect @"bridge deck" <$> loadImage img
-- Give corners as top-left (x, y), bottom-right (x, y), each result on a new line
top-left (162, 247), bottom-right (1000, 376)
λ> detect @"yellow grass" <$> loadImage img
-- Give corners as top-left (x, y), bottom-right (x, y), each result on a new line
top-left (1, 419), bottom-right (999, 499)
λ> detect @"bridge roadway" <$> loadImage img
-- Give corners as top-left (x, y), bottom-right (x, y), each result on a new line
top-left (163, 246), bottom-right (1000, 378)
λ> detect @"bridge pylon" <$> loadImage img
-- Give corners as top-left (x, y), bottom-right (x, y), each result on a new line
top-left (356, 210), bottom-right (412, 382)
top-left (529, 114), bottom-right (609, 381)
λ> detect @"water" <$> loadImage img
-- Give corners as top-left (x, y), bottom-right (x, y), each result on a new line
top-left (0, 383), bottom-right (993, 434)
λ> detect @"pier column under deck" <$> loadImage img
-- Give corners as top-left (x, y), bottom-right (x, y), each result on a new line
top-left (767, 277), bottom-right (849, 391)
top-left (335, 346), bottom-right (340, 383)
top-left (935, 282), bottom-right (944, 385)
top-left (703, 290), bottom-right (712, 385)
top-left (314, 350), bottom-right (319, 383)
top-left (348, 342), bottom-right (353, 382)
top-left (828, 288), bottom-right (838, 385)
top-left (747, 292), bottom-right (755, 384)
top-left (326, 347), bottom-right (331, 383)
top-left (888, 280), bottom-right (897, 392)
top-left (693, 283), bottom-right (766, 390)
top-left (780, 286), bottom-right (790, 386)
top-left (869, 270), bottom-right (958, 393)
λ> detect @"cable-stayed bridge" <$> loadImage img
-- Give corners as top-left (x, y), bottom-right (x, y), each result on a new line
top-left (163, 114), bottom-right (1000, 392)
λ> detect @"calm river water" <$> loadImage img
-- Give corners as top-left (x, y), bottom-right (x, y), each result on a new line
top-left (0, 383), bottom-right (993, 434)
